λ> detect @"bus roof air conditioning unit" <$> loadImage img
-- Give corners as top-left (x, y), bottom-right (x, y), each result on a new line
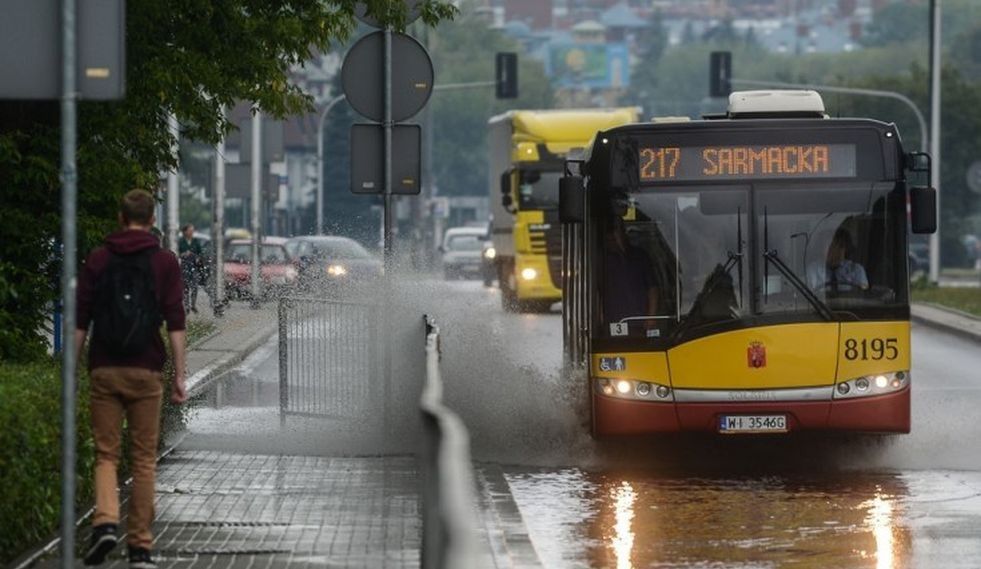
top-left (727, 90), bottom-right (828, 119)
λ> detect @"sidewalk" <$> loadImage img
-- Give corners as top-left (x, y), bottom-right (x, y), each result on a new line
top-left (19, 296), bottom-right (538, 569)
top-left (183, 300), bottom-right (278, 398)
top-left (911, 302), bottom-right (981, 343)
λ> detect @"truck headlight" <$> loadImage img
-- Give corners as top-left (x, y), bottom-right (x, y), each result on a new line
top-left (484, 246), bottom-right (496, 260)
top-left (520, 267), bottom-right (537, 281)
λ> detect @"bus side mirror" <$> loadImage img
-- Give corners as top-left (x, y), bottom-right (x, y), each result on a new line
top-left (910, 186), bottom-right (937, 234)
top-left (560, 176), bottom-right (585, 224)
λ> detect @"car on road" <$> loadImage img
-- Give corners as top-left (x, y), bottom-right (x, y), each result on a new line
top-left (441, 226), bottom-right (487, 280)
top-left (223, 237), bottom-right (298, 300)
top-left (286, 235), bottom-right (383, 294)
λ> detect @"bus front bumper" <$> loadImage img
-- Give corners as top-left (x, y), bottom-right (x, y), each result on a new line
top-left (593, 387), bottom-right (910, 436)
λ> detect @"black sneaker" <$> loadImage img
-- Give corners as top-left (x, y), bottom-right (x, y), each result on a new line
top-left (83, 523), bottom-right (118, 566)
top-left (128, 546), bottom-right (158, 569)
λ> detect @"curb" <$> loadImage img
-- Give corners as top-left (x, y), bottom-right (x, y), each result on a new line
top-left (911, 304), bottom-right (981, 345)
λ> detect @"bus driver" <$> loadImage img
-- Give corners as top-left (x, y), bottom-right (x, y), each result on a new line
top-left (809, 228), bottom-right (869, 294)
top-left (602, 215), bottom-right (661, 327)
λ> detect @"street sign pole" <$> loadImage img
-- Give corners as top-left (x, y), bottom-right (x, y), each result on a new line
top-left (383, 25), bottom-right (394, 438)
top-left (60, 0), bottom-right (78, 565)
top-left (250, 110), bottom-right (262, 309)
top-left (384, 27), bottom-right (393, 264)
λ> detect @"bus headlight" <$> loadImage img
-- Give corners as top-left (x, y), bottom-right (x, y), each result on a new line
top-left (596, 378), bottom-right (673, 401)
top-left (484, 246), bottom-right (496, 260)
top-left (520, 267), bottom-right (537, 281)
top-left (834, 371), bottom-right (909, 399)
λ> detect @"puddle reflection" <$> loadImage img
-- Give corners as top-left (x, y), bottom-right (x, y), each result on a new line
top-left (509, 470), bottom-right (913, 568)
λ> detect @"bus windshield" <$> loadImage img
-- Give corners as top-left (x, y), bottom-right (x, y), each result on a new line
top-left (599, 183), bottom-right (907, 339)
top-left (600, 188), bottom-right (749, 339)
top-left (517, 170), bottom-right (562, 210)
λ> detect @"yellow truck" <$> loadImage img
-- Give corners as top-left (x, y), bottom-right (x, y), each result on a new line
top-left (487, 108), bottom-right (639, 312)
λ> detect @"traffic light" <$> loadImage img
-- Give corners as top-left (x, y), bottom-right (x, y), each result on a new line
top-left (496, 52), bottom-right (518, 99)
top-left (710, 51), bottom-right (732, 98)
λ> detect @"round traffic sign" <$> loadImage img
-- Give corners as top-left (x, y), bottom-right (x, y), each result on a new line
top-left (354, 0), bottom-right (422, 29)
top-left (967, 160), bottom-right (981, 194)
top-left (341, 31), bottom-right (434, 123)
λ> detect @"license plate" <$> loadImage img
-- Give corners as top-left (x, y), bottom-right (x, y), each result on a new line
top-left (718, 414), bottom-right (788, 434)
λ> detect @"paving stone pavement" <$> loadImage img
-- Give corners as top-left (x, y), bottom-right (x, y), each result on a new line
top-left (96, 451), bottom-right (423, 568)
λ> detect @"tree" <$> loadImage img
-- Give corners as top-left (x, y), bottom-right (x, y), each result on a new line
top-left (0, 0), bottom-right (457, 361)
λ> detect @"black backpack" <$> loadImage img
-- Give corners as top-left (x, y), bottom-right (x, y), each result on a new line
top-left (93, 249), bottom-right (162, 356)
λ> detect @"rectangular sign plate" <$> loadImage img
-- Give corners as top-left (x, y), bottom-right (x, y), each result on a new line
top-left (718, 414), bottom-right (787, 434)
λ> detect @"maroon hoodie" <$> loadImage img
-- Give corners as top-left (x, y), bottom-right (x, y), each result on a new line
top-left (76, 229), bottom-right (186, 371)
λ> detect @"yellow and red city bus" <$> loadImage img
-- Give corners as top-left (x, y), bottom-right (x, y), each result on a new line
top-left (560, 91), bottom-right (937, 436)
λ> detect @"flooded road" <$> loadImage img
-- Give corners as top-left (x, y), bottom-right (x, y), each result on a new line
top-left (183, 279), bottom-right (981, 568)
top-left (430, 280), bottom-right (981, 568)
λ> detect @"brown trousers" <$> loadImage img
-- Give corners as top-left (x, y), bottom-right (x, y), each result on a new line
top-left (90, 367), bottom-right (163, 550)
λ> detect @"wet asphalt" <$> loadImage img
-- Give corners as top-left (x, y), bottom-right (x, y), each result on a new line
top-left (185, 279), bottom-right (981, 568)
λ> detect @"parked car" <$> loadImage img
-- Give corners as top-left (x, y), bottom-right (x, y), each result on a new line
top-left (441, 226), bottom-right (487, 280)
top-left (286, 235), bottom-right (383, 294)
top-left (223, 237), bottom-right (298, 300)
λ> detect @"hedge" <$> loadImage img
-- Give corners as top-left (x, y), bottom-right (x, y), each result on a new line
top-left (0, 321), bottom-right (212, 564)
top-left (0, 360), bottom-right (94, 564)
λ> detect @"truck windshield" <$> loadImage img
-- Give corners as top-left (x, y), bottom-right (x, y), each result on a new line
top-left (517, 170), bottom-right (562, 210)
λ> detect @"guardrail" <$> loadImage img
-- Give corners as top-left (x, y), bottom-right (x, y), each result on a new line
top-left (419, 315), bottom-right (477, 569)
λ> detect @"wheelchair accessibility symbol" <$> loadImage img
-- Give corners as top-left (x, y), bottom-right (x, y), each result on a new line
top-left (599, 357), bottom-right (626, 372)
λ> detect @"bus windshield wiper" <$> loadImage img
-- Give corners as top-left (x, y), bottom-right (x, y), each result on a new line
top-left (669, 251), bottom-right (742, 340)
top-left (763, 249), bottom-right (834, 321)
top-left (761, 205), bottom-right (833, 321)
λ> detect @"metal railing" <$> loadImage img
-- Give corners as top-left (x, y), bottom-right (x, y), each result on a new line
top-left (278, 297), bottom-right (381, 425)
top-left (419, 315), bottom-right (477, 569)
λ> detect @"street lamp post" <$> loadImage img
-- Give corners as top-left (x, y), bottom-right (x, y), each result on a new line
top-left (316, 94), bottom-right (346, 235)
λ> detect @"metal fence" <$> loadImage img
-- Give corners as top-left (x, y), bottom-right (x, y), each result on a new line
top-left (420, 315), bottom-right (477, 569)
top-left (278, 297), bottom-right (381, 425)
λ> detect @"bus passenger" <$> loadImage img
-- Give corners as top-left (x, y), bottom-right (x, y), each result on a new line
top-left (810, 228), bottom-right (868, 294)
top-left (603, 216), bottom-right (660, 325)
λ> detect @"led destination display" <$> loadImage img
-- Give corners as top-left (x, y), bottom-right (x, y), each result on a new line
top-left (638, 144), bottom-right (857, 182)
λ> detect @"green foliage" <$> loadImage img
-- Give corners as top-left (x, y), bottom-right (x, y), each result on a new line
top-left (0, 0), bottom-right (457, 360)
top-left (0, 361), bottom-right (93, 565)
top-left (0, 321), bottom-right (213, 564)
top-left (912, 286), bottom-right (981, 318)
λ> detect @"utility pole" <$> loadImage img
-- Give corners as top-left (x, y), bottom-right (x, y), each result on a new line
top-left (250, 110), bottom-right (262, 308)
top-left (928, 0), bottom-right (942, 283)
top-left (167, 114), bottom-right (180, 254)
top-left (212, 107), bottom-right (226, 317)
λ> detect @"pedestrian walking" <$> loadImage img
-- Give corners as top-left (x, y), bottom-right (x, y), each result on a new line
top-left (178, 223), bottom-right (203, 314)
top-left (76, 189), bottom-right (188, 569)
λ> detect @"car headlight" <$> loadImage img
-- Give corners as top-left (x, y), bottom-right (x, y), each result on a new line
top-left (484, 246), bottom-right (496, 260)
top-left (833, 370), bottom-right (909, 399)
top-left (520, 267), bottom-right (537, 281)
top-left (327, 264), bottom-right (347, 276)
top-left (285, 267), bottom-right (298, 281)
